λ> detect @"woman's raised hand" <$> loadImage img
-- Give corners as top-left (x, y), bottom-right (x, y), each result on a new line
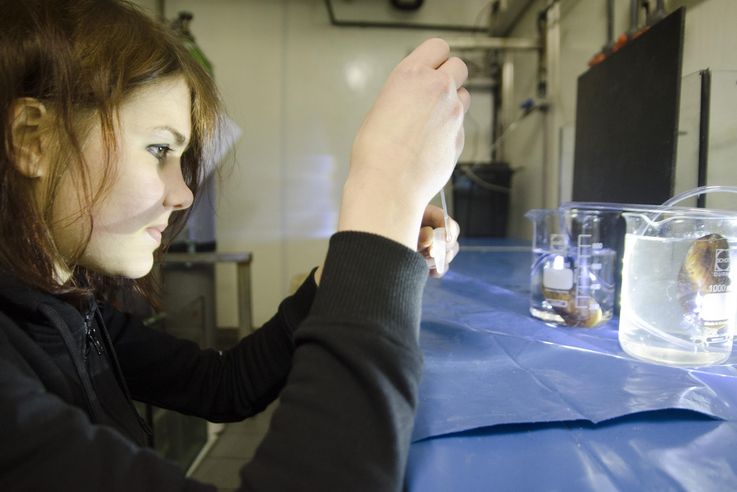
top-left (338, 38), bottom-right (470, 249)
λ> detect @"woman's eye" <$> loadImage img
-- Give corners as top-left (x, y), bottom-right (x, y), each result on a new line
top-left (147, 144), bottom-right (172, 161)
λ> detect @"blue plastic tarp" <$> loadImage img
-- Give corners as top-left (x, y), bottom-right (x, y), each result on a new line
top-left (413, 245), bottom-right (737, 442)
top-left (407, 410), bottom-right (737, 491)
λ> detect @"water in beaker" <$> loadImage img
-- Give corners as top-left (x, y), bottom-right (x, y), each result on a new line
top-left (619, 211), bottom-right (737, 366)
top-left (530, 246), bottom-right (617, 327)
top-left (527, 207), bottom-right (618, 328)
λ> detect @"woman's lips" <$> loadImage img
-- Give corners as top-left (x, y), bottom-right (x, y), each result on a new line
top-left (146, 227), bottom-right (163, 243)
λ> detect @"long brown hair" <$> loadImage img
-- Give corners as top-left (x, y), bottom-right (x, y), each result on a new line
top-left (0, 0), bottom-right (221, 307)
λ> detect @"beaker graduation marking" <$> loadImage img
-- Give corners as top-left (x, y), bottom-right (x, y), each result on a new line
top-left (575, 234), bottom-right (593, 312)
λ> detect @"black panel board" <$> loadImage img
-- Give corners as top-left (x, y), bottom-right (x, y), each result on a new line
top-left (572, 8), bottom-right (685, 204)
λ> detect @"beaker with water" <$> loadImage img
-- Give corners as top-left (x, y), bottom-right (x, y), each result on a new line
top-left (527, 207), bottom-right (619, 328)
top-left (619, 206), bottom-right (737, 366)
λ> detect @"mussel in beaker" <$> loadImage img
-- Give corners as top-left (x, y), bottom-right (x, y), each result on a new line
top-left (542, 285), bottom-right (603, 328)
top-left (540, 254), bottom-right (603, 328)
top-left (678, 233), bottom-right (731, 329)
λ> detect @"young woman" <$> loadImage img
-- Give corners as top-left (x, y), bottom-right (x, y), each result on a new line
top-left (0, 1), bottom-right (468, 490)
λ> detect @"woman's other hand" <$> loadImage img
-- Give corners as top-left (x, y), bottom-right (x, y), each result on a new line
top-left (417, 204), bottom-right (460, 277)
top-left (315, 203), bottom-right (460, 285)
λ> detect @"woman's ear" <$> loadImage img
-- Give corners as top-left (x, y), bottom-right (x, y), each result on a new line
top-left (10, 98), bottom-right (50, 178)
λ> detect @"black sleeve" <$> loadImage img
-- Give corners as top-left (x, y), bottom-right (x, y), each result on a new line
top-left (239, 232), bottom-right (427, 492)
top-left (0, 318), bottom-right (215, 492)
top-left (1, 231), bottom-right (426, 492)
top-left (105, 271), bottom-right (317, 422)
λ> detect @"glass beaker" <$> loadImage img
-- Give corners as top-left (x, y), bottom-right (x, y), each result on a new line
top-left (526, 207), bottom-right (619, 328)
top-left (619, 206), bottom-right (737, 366)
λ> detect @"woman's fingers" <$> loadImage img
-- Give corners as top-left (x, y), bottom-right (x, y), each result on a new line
top-left (421, 204), bottom-right (445, 229)
top-left (459, 87), bottom-right (471, 113)
top-left (418, 204), bottom-right (461, 277)
top-left (403, 37), bottom-right (450, 69)
top-left (437, 56), bottom-right (469, 89)
top-left (418, 225), bottom-right (434, 250)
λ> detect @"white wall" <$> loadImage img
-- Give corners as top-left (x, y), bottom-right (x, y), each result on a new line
top-left (503, 0), bottom-right (737, 238)
top-left (679, 0), bottom-right (737, 74)
top-left (131, 0), bottom-right (736, 325)
top-left (134, 0), bottom-right (491, 326)
top-left (678, 0), bottom-right (737, 211)
top-left (502, 0), bottom-right (635, 239)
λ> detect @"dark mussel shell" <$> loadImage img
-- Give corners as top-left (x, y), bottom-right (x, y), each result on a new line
top-left (678, 233), bottom-right (731, 328)
top-left (542, 256), bottom-right (603, 329)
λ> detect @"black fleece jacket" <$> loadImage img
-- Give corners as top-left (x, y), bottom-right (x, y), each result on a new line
top-left (0, 231), bottom-right (427, 491)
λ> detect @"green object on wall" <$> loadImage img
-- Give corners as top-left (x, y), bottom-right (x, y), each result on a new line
top-left (183, 38), bottom-right (213, 75)
top-left (171, 11), bottom-right (213, 75)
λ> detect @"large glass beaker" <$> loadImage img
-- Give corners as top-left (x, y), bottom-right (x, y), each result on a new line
top-left (619, 206), bottom-right (737, 366)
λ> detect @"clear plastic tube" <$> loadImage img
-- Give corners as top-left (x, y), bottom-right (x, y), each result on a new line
top-left (440, 188), bottom-right (450, 242)
top-left (637, 185), bottom-right (737, 236)
top-left (662, 185), bottom-right (737, 208)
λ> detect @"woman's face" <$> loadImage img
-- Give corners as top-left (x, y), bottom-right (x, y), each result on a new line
top-left (52, 76), bottom-right (194, 279)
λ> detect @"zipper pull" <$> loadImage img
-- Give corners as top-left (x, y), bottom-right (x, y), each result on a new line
top-left (84, 312), bottom-right (104, 358)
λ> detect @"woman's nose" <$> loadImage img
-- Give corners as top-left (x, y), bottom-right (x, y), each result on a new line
top-left (163, 160), bottom-right (194, 210)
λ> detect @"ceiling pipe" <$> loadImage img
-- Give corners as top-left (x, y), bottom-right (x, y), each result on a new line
top-left (324, 0), bottom-right (488, 32)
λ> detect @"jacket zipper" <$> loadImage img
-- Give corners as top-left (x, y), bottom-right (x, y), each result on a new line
top-left (84, 311), bottom-right (104, 359)
top-left (92, 306), bottom-right (154, 442)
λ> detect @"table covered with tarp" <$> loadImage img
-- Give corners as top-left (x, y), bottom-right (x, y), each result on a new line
top-left (406, 240), bottom-right (737, 491)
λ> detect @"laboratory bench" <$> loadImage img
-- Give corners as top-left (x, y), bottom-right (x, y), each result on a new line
top-left (407, 239), bottom-right (737, 491)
